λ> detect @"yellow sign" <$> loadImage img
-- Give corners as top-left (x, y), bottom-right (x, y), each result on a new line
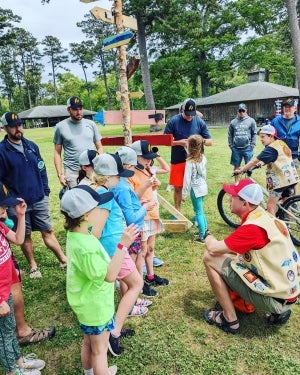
top-left (90, 6), bottom-right (138, 31)
top-left (129, 90), bottom-right (144, 99)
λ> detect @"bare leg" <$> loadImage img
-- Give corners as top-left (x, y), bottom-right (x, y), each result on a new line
top-left (145, 235), bottom-right (155, 276)
top-left (41, 230), bottom-right (67, 266)
top-left (81, 332), bottom-right (110, 375)
top-left (21, 233), bottom-right (37, 270)
top-left (111, 269), bottom-right (143, 336)
top-left (173, 186), bottom-right (183, 211)
top-left (11, 282), bottom-right (32, 337)
top-left (267, 196), bottom-right (278, 216)
top-left (203, 250), bottom-right (239, 327)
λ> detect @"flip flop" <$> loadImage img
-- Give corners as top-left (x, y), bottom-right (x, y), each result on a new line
top-left (204, 310), bottom-right (239, 334)
top-left (135, 298), bottom-right (153, 307)
top-left (17, 326), bottom-right (56, 346)
top-left (128, 305), bottom-right (148, 318)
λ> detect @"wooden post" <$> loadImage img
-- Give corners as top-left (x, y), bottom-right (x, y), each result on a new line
top-left (114, 0), bottom-right (132, 145)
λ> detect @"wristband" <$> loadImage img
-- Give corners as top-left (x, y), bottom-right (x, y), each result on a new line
top-left (203, 231), bottom-right (212, 240)
top-left (117, 243), bottom-right (128, 252)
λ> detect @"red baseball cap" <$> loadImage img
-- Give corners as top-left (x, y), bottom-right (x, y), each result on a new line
top-left (223, 179), bottom-right (263, 205)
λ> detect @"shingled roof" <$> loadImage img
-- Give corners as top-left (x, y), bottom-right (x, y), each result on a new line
top-left (18, 105), bottom-right (95, 119)
top-left (166, 81), bottom-right (299, 110)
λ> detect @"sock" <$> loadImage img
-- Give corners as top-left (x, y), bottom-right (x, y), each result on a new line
top-left (83, 369), bottom-right (94, 375)
top-left (147, 274), bottom-right (154, 281)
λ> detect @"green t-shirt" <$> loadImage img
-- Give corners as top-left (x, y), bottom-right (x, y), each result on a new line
top-left (66, 231), bottom-right (114, 326)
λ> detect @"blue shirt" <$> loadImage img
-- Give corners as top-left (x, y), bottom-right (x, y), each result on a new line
top-left (272, 115), bottom-right (300, 159)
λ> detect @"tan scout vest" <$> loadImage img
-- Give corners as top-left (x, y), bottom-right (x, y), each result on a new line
top-left (266, 140), bottom-right (299, 191)
top-left (231, 206), bottom-right (300, 299)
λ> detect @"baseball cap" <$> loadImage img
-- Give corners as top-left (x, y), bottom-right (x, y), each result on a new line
top-left (60, 185), bottom-right (113, 219)
top-left (79, 150), bottom-right (98, 166)
top-left (131, 140), bottom-right (158, 160)
top-left (93, 153), bottom-right (134, 177)
top-left (115, 146), bottom-right (144, 169)
top-left (67, 96), bottom-right (83, 109)
top-left (182, 98), bottom-right (196, 116)
top-left (0, 182), bottom-right (22, 207)
top-left (1, 112), bottom-right (22, 128)
top-left (237, 103), bottom-right (247, 111)
top-left (259, 124), bottom-right (278, 138)
top-left (222, 179), bottom-right (263, 205)
top-left (282, 98), bottom-right (295, 106)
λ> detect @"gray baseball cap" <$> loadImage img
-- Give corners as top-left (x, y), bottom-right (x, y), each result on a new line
top-left (93, 153), bottom-right (134, 177)
top-left (115, 146), bottom-right (144, 170)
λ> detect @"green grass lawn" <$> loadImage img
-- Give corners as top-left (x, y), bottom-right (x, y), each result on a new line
top-left (1, 125), bottom-right (299, 375)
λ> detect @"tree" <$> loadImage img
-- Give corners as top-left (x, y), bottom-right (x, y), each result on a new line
top-left (42, 35), bottom-right (69, 104)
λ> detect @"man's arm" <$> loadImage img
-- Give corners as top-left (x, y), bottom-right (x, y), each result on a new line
top-left (250, 119), bottom-right (257, 148)
top-left (205, 234), bottom-right (234, 256)
top-left (54, 144), bottom-right (67, 186)
top-left (95, 140), bottom-right (104, 154)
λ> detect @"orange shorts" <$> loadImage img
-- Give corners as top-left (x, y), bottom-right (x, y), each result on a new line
top-left (169, 162), bottom-right (186, 187)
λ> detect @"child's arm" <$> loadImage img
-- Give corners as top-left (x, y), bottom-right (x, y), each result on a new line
top-left (6, 199), bottom-right (27, 245)
top-left (238, 157), bottom-right (263, 173)
top-left (105, 223), bottom-right (139, 282)
top-left (153, 155), bottom-right (170, 175)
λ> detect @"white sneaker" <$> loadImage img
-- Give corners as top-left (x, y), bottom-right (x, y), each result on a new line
top-left (15, 368), bottom-right (41, 375)
top-left (108, 365), bottom-right (118, 375)
top-left (20, 353), bottom-right (46, 371)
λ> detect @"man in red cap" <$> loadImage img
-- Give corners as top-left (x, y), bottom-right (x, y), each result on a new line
top-left (203, 179), bottom-right (300, 334)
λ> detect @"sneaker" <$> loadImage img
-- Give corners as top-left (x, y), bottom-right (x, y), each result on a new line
top-left (20, 353), bottom-right (45, 371)
top-left (120, 328), bottom-right (135, 338)
top-left (266, 309), bottom-right (291, 325)
top-left (153, 256), bottom-right (164, 267)
top-left (108, 365), bottom-right (118, 375)
top-left (193, 216), bottom-right (198, 227)
top-left (108, 333), bottom-right (124, 356)
top-left (145, 274), bottom-right (169, 287)
top-left (194, 235), bottom-right (205, 243)
top-left (142, 282), bottom-right (158, 297)
top-left (15, 369), bottom-right (41, 375)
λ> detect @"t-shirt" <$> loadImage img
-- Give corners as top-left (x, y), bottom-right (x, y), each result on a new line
top-left (53, 118), bottom-right (101, 171)
top-left (66, 231), bottom-right (114, 326)
top-left (97, 186), bottom-right (125, 257)
top-left (0, 222), bottom-right (19, 304)
top-left (256, 146), bottom-right (278, 164)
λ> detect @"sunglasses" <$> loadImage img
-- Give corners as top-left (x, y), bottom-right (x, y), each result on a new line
top-left (238, 109), bottom-right (246, 113)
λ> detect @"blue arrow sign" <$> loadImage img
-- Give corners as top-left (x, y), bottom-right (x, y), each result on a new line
top-left (103, 30), bottom-right (134, 51)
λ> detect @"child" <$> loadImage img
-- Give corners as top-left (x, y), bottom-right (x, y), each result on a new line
top-left (0, 182), bottom-right (45, 375)
top-left (149, 147), bottom-right (170, 266)
top-left (91, 153), bottom-right (146, 357)
top-left (129, 140), bottom-right (169, 298)
top-left (237, 124), bottom-right (299, 215)
top-left (182, 134), bottom-right (209, 243)
top-left (77, 149), bottom-right (98, 186)
top-left (60, 185), bottom-right (139, 375)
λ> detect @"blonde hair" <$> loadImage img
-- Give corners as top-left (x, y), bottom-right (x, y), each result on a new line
top-left (92, 172), bottom-right (110, 186)
top-left (186, 134), bottom-right (204, 163)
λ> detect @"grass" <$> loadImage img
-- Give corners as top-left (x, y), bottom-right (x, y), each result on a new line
top-left (1, 125), bottom-right (299, 375)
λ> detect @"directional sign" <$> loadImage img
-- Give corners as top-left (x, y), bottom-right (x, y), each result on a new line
top-left (103, 30), bottom-right (134, 51)
top-left (90, 6), bottom-right (138, 31)
top-left (129, 90), bottom-right (144, 99)
top-left (80, 0), bottom-right (98, 3)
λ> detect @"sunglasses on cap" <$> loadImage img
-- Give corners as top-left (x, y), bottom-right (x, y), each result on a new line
top-left (238, 109), bottom-right (246, 113)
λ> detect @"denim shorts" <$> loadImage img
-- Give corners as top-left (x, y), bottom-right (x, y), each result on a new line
top-left (80, 316), bottom-right (115, 335)
top-left (230, 146), bottom-right (254, 167)
top-left (221, 258), bottom-right (293, 314)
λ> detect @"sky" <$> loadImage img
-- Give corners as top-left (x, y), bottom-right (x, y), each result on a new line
top-left (0, 0), bottom-right (112, 80)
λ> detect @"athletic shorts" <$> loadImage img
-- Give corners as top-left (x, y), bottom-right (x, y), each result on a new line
top-left (128, 231), bottom-right (142, 255)
top-left (169, 162), bottom-right (186, 187)
top-left (80, 316), bottom-right (115, 335)
top-left (117, 251), bottom-right (136, 280)
top-left (221, 257), bottom-right (294, 314)
top-left (142, 219), bottom-right (164, 241)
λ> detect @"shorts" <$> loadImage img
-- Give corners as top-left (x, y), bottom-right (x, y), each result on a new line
top-left (8, 196), bottom-right (52, 234)
top-left (169, 162), bottom-right (186, 187)
top-left (221, 257), bottom-right (293, 314)
top-left (142, 219), bottom-right (164, 241)
top-left (293, 158), bottom-right (300, 175)
top-left (269, 184), bottom-right (296, 198)
top-left (80, 316), bottom-right (115, 335)
top-left (117, 251), bottom-right (136, 280)
top-left (65, 168), bottom-right (80, 188)
top-left (12, 253), bottom-right (22, 283)
top-left (128, 232), bottom-right (142, 255)
top-left (230, 146), bottom-right (253, 167)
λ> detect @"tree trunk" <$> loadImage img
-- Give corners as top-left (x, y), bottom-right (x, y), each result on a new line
top-left (285, 0), bottom-right (300, 90)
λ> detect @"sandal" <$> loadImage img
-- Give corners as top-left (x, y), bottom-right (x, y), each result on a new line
top-left (135, 298), bottom-right (153, 307)
top-left (128, 305), bottom-right (148, 318)
top-left (266, 309), bottom-right (291, 325)
top-left (204, 310), bottom-right (239, 334)
top-left (29, 268), bottom-right (42, 279)
top-left (120, 328), bottom-right (135, 338)
top-left (17, 326), bottom-right (56, 346)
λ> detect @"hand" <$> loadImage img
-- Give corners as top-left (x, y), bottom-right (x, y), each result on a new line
top-left (182, 196), bottom-right (187, 202)
top-left (119, 224), bottom-right (140, 247)
top-left (233, 168), bottom-right (242, 176)
top-left (143, 201), bottom-right (156, 211)
top-left (58, 174), bottom-right (68, 187)
top-left (0, 301), bottom-right (10, 317)
top-left (15, 199), bottom-right (27, 216)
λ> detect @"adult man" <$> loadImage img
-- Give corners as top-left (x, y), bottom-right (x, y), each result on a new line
top-left (164, 98), bottom-right (212, 211)
top-left (203, 179), bottom-right (300, 334)
top-left (272, 98), bottom-right (300, 172)
top-left (53, 96), bottom-right (103, 188)
top-left (0, 112), bottom-right (67, 278)
top-left (228, 103), bottom-right (257, 181)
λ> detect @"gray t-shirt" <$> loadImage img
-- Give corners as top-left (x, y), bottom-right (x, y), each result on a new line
top-left (53, 118), bottom-right (101, 170)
